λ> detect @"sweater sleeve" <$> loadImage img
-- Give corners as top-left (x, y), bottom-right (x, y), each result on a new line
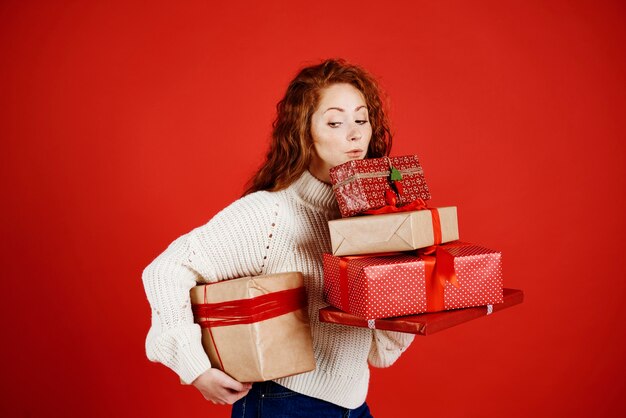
top-left (142, 192), bottom-right (276, 383)
top-left (367, 330), bottom-right (415, 368)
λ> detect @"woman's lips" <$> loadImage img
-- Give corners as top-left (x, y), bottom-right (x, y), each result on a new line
top-left (346, 149), bottom-right (364, 158)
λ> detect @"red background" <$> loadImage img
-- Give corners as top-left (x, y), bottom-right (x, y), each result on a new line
top-left (1, 0), bottom-right (625, 417)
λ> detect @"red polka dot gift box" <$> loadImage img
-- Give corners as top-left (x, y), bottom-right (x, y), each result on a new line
top-left (322, 242), bottom-right (504, 320)
top-left (329, 155), bottom-right (431, 218)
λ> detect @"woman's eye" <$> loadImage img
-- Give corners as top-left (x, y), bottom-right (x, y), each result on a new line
top-left (356, 119), bottom-right (369, 125)
top-left (328, 122), bottom-right (342, 128)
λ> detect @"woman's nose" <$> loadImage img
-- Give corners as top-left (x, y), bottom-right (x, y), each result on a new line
top-left (348, 124), bottom-right (362, 141)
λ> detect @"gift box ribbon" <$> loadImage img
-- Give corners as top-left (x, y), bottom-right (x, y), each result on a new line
top-left (331, 167), bottom-right (424, 189)
top-left (419, 245), bottom-right (460, 311)
top-left (192, 286), bottom-right (307, 328)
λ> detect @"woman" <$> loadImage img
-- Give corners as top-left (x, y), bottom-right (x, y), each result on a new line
top-left (142, 59), bottom-right (414, 418)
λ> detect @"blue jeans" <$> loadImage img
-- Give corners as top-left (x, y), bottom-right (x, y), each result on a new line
top-left (231, 381), bottom-right (374, 418)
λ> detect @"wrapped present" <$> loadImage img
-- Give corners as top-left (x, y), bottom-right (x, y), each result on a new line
top-left (323, 242), bottom-right (504, 320)
top-left (319, 288), bottom-right (523, 335)
top-left (330, 155), bottom-right (431, 217)
top-left (190, 272), bottom-right (315, 382)
top-left (329, 206), bottom-right (459, 256)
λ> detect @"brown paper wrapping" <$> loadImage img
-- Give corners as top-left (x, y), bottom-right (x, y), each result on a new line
top-left (328, 207), bottom-right (459, 256)
top-left (190, 272), bottom-right (315, 382)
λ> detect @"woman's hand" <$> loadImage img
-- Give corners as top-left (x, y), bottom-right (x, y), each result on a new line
top-left (192, 368), bottom-right (252, 405)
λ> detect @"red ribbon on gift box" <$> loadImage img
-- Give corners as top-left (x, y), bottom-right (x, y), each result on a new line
top-left (363, 197), bottom-right (428, 215)
top-left (418, 245), bottom-right (460, 311)
top-left (192, 286), bottom-right (307, 328)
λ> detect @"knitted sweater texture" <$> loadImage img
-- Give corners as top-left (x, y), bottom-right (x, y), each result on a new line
top-left (142, 170), bottom-right (414, 408)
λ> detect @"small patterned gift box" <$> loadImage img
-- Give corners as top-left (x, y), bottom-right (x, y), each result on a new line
top-left (329, 155), bottom-right (431, 217)
top-left (322, 242), bottom-right (503, 320)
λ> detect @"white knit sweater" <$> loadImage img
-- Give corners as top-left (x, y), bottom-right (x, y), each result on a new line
top-left (142, 170), bottom-right (414, 409)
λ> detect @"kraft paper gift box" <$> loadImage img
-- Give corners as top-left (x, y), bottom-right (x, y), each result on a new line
top-left (330, 155), bottom-right (431, 218)
top-left (319, 288), bottom-right (523, 335)
top-left (190, 272), bottom-right (315, 382)
top-left (328, 207), bottom-right (459, 256)
top-left (322, 242), bottom-right (504, 320)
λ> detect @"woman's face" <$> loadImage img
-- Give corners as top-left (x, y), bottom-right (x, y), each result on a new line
top-left (309, 83), bottom-right (372, 183)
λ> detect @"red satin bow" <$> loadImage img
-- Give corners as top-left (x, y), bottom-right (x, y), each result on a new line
top-left (363, 198), bottom-right (429, 215)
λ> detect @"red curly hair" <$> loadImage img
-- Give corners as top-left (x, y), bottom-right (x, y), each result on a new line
top-left (244, 59), bottom-right (393, 195)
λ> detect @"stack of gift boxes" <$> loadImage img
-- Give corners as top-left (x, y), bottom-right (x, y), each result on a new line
top-left (185, 154), bottom-right (509, 383)
top-left (321, 155), bottom-right (505, 326)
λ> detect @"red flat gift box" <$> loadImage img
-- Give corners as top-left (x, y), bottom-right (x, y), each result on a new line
top-left (323, 242), bottom-right (504, 320)
top-left (329, 155), bottom-right (431, 217)
top-left (319, 288), bottom-right (523, 335)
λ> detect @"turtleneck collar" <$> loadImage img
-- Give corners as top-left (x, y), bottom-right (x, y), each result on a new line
top-left (291, 170), bottom-right (338, 212)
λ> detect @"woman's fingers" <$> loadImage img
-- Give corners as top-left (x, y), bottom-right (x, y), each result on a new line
top-left (228, 387), bottom-right (251, 404)
top-left (192, 368), bottom-right (252, 405)
top-left (219, 373), bottom-right (251, 392)
top-left (214, 385), bottom-right (251, 405)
